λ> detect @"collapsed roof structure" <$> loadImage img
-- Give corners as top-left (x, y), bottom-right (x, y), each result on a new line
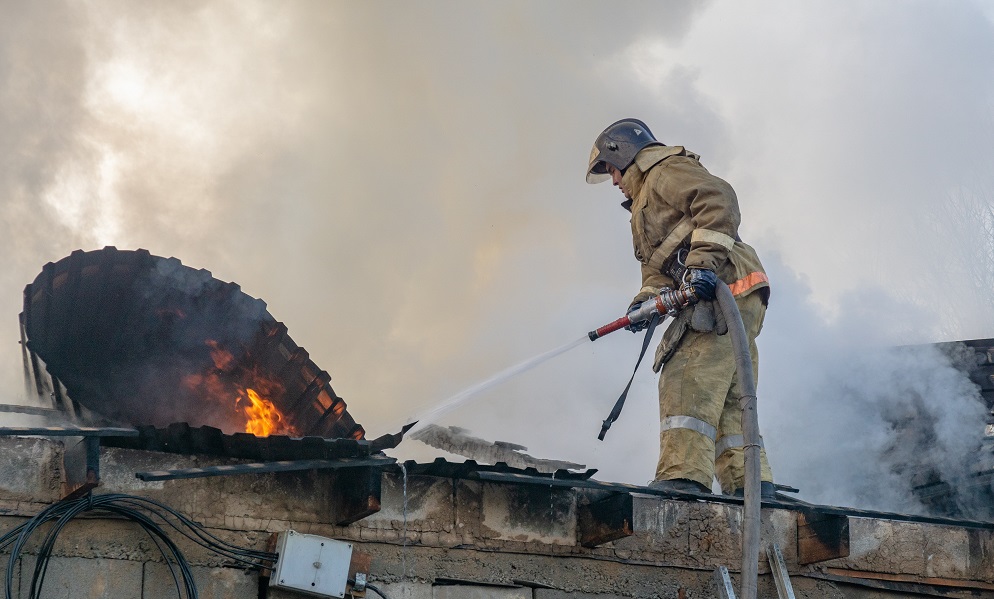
top-left (20, 247), bottom-right (362, 439)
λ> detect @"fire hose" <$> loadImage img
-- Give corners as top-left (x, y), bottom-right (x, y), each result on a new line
top-left (588, 281), bottom-right (762, 599)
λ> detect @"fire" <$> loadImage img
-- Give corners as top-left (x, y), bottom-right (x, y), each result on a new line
top-left (180, 339), bottom-right (298, 437)
top-left (206, 339), bottom-right (235, 371)
top-left (239, 388), bottom-right (286, 437)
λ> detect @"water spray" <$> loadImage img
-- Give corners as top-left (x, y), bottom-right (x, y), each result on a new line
top-left (374, 280), bottom-right (764, 599)
top-left (376, 285), bottom-right (699, 447)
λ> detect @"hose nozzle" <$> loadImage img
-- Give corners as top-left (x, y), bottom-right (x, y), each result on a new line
top-left (587, 287), bottom-right (697, 341)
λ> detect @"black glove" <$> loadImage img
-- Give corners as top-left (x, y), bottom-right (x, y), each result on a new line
top-left (624, 301), bottom-right (650, 333)
top-left (682, 268), bottom-right (718, 302)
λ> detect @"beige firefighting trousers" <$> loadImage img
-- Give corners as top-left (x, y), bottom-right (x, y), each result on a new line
top-left (654, 290), bottom-right (774, 493)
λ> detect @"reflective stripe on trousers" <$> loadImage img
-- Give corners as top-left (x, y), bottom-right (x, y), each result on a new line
top-left (660, 415), bottom-right (717, 441)
top-left (715, 434), bottom-right (764, 459)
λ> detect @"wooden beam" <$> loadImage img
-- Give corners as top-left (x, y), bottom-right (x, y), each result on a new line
top-left (331, 466), bottom-right (382, 526)
top-left (578, 491), bottom-right (634, 548)
top-left (797, 510), bottom-right (849, 565)
top-left (817, 567), bottom-right (994, 594)
top-left (62, 436), bottom-right (100, 500)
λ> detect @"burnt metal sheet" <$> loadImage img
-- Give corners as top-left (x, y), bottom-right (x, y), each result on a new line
top-left (101, 423), bottom-right (373, 461)
top-left (0, 426), bottom-right (138, 437)
top-left (135, 455), bottom-right (395, 481)
top-left (391, 457), bottom-right (597, 481)
top-left (21, 247), bottom-right (363, 439)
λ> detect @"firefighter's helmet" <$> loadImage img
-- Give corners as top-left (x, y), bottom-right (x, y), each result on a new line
top-left (586, 118), bottom-right (661, 184)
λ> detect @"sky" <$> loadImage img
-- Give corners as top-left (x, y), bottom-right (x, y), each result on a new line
top-left (2, 0), bottom-right (994, 512)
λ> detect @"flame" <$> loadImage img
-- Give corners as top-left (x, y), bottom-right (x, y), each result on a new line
top-left (179, 339), bottom-right (297, 437)
top-left (206, 339), bottom-right (235, 371)
top-left (239, 388), bottom-right (286, 437)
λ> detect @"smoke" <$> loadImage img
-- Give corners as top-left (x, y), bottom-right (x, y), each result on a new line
top-left (1, 0), bottom-right (994, 513)
top-left (758, 254), bottom-right (990, 514)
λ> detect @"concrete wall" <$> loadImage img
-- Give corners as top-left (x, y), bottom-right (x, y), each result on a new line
top-left (0, 437), bottom-right (992, 598)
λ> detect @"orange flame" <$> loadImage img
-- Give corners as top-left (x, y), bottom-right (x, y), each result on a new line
top-left (206, 339), bottom-right (235, 371)
top-left (181, 339), bottom-right (297, 437)
top-left (239, 388), bottom-right (287, 437)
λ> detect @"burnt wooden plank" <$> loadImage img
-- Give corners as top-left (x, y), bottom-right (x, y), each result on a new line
top-left (331, 466), bottom-right (382, 525)
top-left (63, 436), bottom-right (100, 500)
top-left (286, 371), bottom-right (330, 424)
top-left (578, 490), bottom-right (634, 548)
top-left (797, 509), bottom-right (850, 564)
top-left (261, 532), bottom-right (279, 578)
top-left (819, 567), bottom-right (994, 593)
top-left (28, 351), bottom-right (49, 402)
top-left (19, 314), bottom-right (33, 399)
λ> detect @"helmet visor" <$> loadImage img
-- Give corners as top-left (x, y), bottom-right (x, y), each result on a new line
top-left (586, 165), bottom-right (610, 184)
top-left (586, 145), bottom-right (611, 184)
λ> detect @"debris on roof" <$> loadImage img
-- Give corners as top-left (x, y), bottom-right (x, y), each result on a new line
top-left (411, 424), bottom-right (585, 473)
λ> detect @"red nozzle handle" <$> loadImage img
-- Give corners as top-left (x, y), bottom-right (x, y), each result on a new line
top-left (588, 316), bottom-right (632, 341)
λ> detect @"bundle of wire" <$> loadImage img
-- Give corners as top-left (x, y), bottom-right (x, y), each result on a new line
top-left (0, 493), bottom-right (278, 599)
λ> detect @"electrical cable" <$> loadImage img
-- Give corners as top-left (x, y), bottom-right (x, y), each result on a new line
top-left (349, 577), bottom-right (391, 599)
top-left (0, 493), bottom-right (279, 599)
top-left (364, 582), bottom-right (390, 599)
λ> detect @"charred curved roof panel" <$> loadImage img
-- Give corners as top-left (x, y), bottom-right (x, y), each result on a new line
top-left (22, 247), bottom-right (363, 439)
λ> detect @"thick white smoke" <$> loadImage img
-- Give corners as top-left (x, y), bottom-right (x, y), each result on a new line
top-left (759, 254), bottom-right (990, 514)
top-left (1, 1), bottom-right (993, 514)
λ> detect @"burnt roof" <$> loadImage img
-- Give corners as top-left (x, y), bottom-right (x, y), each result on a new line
top-left (101, 422), bottom-right (372, 461)
top-left (21, 247), bottom-right (363, 439)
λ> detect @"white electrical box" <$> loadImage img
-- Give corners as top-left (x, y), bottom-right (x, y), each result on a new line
top-left (269, 530), bottom-right (353, 598)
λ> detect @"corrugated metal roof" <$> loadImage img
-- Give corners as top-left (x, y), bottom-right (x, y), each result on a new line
top-left (101, 422), bottom-right (372, 460)
top-left (21, 247), bottom-right (362, 439)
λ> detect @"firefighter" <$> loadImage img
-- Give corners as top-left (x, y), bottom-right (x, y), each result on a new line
top-left (586, 118), bottom-right (775, 498)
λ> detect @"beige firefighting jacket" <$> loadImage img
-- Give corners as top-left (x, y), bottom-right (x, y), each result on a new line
top-left (623, 145), bottom-right (769, 306)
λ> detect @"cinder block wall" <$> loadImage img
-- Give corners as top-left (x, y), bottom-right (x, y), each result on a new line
top-left (0, 437), bottom-right (991, 598)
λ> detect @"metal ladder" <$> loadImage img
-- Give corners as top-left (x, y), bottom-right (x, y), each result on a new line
top-left (714, 544), bottom-right (796, 599)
